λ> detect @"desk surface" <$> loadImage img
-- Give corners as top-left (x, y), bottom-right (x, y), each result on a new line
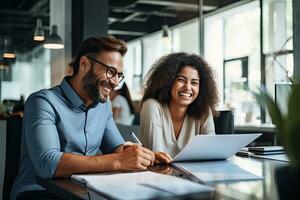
top-left (38, 156), bottom-right (287, 200)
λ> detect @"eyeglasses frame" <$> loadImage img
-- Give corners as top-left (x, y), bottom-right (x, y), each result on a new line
top-left (86, 56), bottom-right (124, 83)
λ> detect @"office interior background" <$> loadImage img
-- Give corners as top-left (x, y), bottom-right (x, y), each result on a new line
top-left (0, 0), bottom-right (298, 129)
top-left (0, 0), bottom-right (300, 200)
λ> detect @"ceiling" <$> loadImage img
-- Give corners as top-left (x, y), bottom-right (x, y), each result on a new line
top-left (0, 0), bottom-right (240, 54)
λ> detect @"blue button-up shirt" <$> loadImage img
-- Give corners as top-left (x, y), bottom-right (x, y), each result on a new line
top-left (11, 77), bottom-right (125, 200)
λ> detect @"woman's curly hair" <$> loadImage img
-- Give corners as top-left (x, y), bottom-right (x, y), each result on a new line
top-left (142, 52), bottom-right (219, 122)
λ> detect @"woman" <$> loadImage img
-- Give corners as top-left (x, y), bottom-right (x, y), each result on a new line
top-left (140, 52), bottom-right (219, 163)
top-left (110, 83), bottom-right (136, 125)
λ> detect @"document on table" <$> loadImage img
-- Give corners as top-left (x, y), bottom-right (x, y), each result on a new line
top-left (173, 161), bottom-right (263, 183)
top-left (71, 171), bottom-right (214, 200)
top-left (172, 134), bottom-right (261, 162)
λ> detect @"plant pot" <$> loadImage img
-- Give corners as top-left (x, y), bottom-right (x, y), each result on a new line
top-left (275, 165), bottom-right (300, 199)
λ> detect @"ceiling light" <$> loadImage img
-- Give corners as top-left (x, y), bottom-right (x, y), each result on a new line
top-left (162, 25), bottom-right (169, 39)
top-left (43, 25), bottom-right (64, 49)
top-left (2, 36), bottom-right (16, 59)
top-left (33, 19), bottom-right (45, 41)
top-left (162, 25), bottom-right (170, 46)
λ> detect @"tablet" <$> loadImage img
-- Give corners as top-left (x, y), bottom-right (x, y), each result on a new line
top-left (173, 134), bottom-right (261, 162)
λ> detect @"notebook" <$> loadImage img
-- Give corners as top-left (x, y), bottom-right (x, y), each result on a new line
top-left (248, 146), bottom-right (285, 155)
top-left (173, 134), bottom-right (261, 162)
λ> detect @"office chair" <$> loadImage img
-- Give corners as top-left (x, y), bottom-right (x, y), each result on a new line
top-left (132, 113), bottom-right (140, 125)
top-left (116, 124), bottom-right (140, 142)
top-left (213, 110), bottom-right (234, 134)
top-left (2, 115), bottom-right (23, 200)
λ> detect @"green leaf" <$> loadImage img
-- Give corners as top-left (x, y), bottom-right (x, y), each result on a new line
top-left (252, 87), bottom-right (284, 142)
top-left (285, 85), bottom-right (300, 168)
top-left (287, 85), bottom-right (300, 125)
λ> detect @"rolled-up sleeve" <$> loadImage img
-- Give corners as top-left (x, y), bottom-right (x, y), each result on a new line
top-left (24, 93), bottom-right (63, 179)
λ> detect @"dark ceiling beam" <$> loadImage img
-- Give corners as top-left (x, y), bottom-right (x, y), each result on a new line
top-left (109, 11), bottom-right (129, 18)
top-left (109, 21), bottom-right (153, 32)
top-left (175, 12), bottom-right (198, 23)
top-left (0, 9), bottom-right (49, 17)
top-left (133, 3), bottom-right (165, 12)
top-left (108, 0), bottom-right (138, 8)
top-left (203, 0), bottom-right (239, 7)
top-left (0, 23), bottom-right (33, 29)
top-left (0, 16), bottom-right (32, 24)
top-left (137, 0), bottom-right (216, 11)
top-left (109, 15), bottom-right (179, 35)
top-left (111, 35), bottom-right (138, 42)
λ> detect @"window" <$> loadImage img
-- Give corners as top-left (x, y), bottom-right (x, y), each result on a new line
top-left (142, 32), bottom-right (172, 78)
top-left (173, 18), bottom-right (199, 54)
top-left (123, 40), bottom-right (142, 100)
top-left (204, 1), bottom-right (261, 124)
top-left (204, 0), bottom-right (293, 125)
top-left (1, 47), bottom-right (51, 100)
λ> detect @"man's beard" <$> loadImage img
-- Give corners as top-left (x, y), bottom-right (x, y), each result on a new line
top-left (82, 69), bottom-right (103, 103)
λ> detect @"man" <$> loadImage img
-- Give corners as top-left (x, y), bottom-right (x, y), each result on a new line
top-left (11, 36), bottom-right (155, 200)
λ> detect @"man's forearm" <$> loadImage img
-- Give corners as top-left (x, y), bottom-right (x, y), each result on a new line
top-left (54, 152), bottom-right (121, 178)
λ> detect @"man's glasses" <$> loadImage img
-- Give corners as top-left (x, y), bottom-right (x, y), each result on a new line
top-left (86, 56), bottom-right (125, 83)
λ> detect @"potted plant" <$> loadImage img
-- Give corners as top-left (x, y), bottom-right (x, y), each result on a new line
top-left (253, 83), bottom-right (300, 199)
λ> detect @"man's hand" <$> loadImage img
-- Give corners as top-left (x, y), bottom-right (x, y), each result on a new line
top-left (116, 145), bottom-right (155, 171)
top-left (154, 152), bottom-right (173, 164)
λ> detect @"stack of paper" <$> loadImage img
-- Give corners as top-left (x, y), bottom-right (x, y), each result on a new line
top-left (72, 171), bottom-right (214, 200)
top-left (173, 161), bottom-right (263, 183)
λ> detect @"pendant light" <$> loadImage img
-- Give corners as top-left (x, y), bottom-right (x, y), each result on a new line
top-left (33, 19), bottom-right (45, 41)
top-left (43, 25), bottom-right (64, 49)
top-left (2, 36), bottom-right (16, 59)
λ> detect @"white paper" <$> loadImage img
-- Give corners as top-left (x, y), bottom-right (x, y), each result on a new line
top-left (173, 134), bottom-right (261, 162)
top-left (173, 161), bottom-right (263, 183)
top-left (72, 171), bottom-right (214, 200)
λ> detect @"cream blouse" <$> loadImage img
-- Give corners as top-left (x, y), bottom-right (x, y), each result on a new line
top-left (140, 99), bottom-right (215, 158)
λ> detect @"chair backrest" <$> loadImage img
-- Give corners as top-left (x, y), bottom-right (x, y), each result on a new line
top-left (213, 110), bottom-right (234, 134)
top-left (116, 124), bottom-right (140, 142)
top-left (132, 113), bottom-right (140, 125)
top-left (2, 116), bottom-right (23, 200)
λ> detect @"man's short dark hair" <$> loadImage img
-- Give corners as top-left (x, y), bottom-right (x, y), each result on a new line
top-left (73, 36), bottom-right (128, 75)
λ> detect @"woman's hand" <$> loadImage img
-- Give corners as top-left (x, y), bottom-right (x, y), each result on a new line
top-left (150, 164), bottom-right (173, 175)
top-left (154, 152), bottom-right (173, 164)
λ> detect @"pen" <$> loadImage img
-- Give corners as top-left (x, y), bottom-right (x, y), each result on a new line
top-left (130, 132), bottom-right (142, 146)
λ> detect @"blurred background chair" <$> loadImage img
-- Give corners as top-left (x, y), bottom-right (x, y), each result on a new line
top-left (2, 115), bottom-right (23, 200)
top-left (132, 113), bottom-right (140, 125)
top-left (116, 124), bottom-right (140, 142)
top-left (214, 110), bottom-right (234, 134)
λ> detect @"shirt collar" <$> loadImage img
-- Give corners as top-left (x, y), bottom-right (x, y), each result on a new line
top-left (60, 76), bottom-right (99, 110)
